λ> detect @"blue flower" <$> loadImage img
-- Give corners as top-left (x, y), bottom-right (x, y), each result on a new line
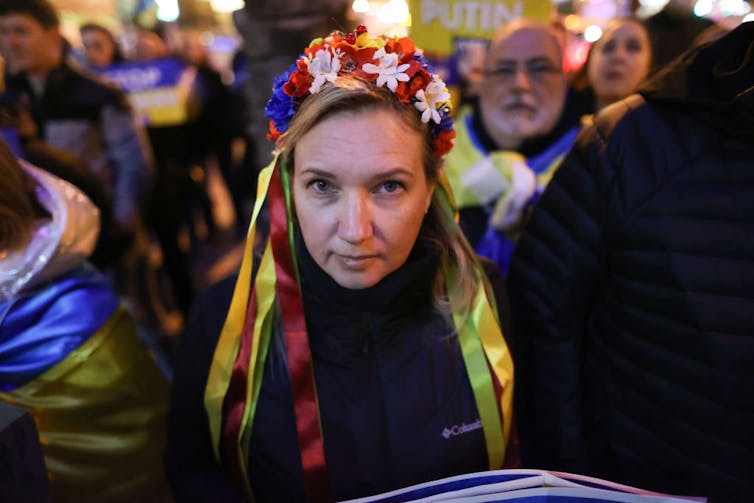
top-left (430, 106), bottom-right (454, 137)
top-left (264, 63), bottom-right (298, 133)
top-left (414, 52), bottom-right (432, 72)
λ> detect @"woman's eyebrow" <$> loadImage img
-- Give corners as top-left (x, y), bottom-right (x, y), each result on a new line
top-left (298, 167), bottom-right (335, 178)
top-left (366, 167), bottom-right (415, 183)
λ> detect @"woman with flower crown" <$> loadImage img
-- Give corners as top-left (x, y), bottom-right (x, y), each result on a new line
top-left (166, 26), bottom-right (516, 502)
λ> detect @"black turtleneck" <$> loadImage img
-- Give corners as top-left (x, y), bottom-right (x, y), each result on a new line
top-left (297, 232), bottom-right (439, 314)
top-left (295, 231), bottom-right (444, 358)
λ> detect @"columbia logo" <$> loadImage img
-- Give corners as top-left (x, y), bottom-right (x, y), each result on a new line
top-left (441, 419), bottom-right (483, 439)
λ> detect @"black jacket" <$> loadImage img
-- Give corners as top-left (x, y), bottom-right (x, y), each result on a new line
top-left (166, 238), bottom-right (511, 502)
top-left (509, 22), bottom-right (754, 502)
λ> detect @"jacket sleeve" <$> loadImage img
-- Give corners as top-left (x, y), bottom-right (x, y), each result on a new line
top-left (508, 122), bottom-right (612, 472)
top-left (165, 276), bottom-right (244, 502)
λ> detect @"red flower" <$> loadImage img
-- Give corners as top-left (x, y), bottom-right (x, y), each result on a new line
top-left (393, 67), bottom-right (431, 103)
top-left (407, 68), bottom-right (432, 95)
top-left (284, 68), bottom-right (312, 98)
top-left (267, 121), bottom-right (282, 141)
top-left (350, 67), bottom-right (378, 82)
top-left (403, 60), bottom-right (422, 79)
top-left (393, 83), bottom-right (411, 103)
top-left (336, 42), bottom-right (377, 68)
top-left (385, 37), bottom-right (416, 64)
top-left (435, 129), bottom-right (456, 157)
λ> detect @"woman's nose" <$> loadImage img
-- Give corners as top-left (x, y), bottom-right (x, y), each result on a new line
top-left (338, 193), bottom-right (373, 244)
top-left (610, 45), bottom-right (628, 62)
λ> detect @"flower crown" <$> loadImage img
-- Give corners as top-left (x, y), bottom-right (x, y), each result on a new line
top-left (264, 26), bottom-right (456, 157)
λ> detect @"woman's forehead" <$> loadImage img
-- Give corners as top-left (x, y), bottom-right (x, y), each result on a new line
top-left (602, 20), bottom-right (648, 43)
top-left (293, 109), bottom-right (425, 178)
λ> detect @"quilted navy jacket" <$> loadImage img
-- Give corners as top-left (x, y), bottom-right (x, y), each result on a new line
top-left (166, 238), bottom-right (512, 502)
top-left (509, 22), bottom-right (754, 503)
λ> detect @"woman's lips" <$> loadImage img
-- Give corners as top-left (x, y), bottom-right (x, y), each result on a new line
top-left (336, 254), bottom-right (378, 269)
top-left (604, 70), bottom-right (624, 80)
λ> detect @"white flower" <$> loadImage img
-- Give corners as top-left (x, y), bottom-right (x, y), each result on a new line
top-left (307, 49), bottom-right (341, 93)
top-left (362, 48), bottom-right (410, 92)
top-left (414, 78), bottom-right (451, 124)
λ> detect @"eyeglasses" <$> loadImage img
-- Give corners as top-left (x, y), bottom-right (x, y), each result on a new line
top-left (483, 59), bottom-right (562, 84)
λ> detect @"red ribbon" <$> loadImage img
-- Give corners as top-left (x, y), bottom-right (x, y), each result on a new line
top-left (222, 288), bottom-right (258, 487)
top-left (269, 164), bottom-right (331, 501)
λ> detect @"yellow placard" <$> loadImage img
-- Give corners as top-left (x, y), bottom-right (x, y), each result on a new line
top-left (409, 0), bottom-right (552, 56)
top-left (128, 87), bottom-right (191, 127)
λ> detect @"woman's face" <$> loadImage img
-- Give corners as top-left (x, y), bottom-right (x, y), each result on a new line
top-left (81, 30), bottom-right (115, 68)
top-left (293, 108), bottom-right (434, 290)
top-left (588, 20), bottom-right (651, 108)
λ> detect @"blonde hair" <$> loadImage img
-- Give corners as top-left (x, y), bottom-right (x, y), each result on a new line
top-left (276, 77), bottom-right (483, 316)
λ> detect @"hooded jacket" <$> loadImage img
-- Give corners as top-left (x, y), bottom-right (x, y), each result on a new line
top-left (0, 163), bottom-right (169, 502)
top-left (509, 22), bottom-right (754, 502)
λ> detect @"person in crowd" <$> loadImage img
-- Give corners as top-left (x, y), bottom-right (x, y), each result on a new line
top-left (226, 48), bottom-right (257, 230)
top-left (642, 0), bottom-right (713, 72)
top-left (454, 40), bottom-right (487, 107)
top-left (127, 27), bottom-right (196, 319)
top-left (444, 19), bottom-right (593, 273)
top-left (0, 94), bottom-right (120, 267)
top-left (79, 22), bottom-right (124, 68)
top-left (0, 140), bottom-right (170, 501)
top-left (166, 27), bottom-right (516, 502)
top-left (573, 17), bottom-right (652, 113)
top-left (178, 29), bottom-right (235, 240)
top-left (0, 0), bottom-right (152, 260)
top-left (508, 21), bottom-right (754, 503)
top-left (133, 28), bottom-right (170, 61)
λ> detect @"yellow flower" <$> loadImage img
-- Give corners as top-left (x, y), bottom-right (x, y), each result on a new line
top-left (355, 32), bottom-right (386, 50)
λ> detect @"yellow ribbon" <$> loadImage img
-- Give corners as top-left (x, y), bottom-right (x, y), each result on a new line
top-left (451, 271), bottom-right (514, 469)
top-left (204, 159), bottom-right (275, 461)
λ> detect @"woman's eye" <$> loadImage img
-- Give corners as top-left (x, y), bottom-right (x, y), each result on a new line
top-left (309, 179), bottom-right (331, 193)
top-left (380, 180), bottom-right (403, 193)
top-left (601, 40), bottom-right (616, 54)
top-left (626, 39), bottom-right (643, 52)
top-left (384, 181), bottom-right (399, 192)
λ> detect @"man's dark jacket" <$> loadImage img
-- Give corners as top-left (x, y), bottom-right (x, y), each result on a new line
top-left (509, 22), bottom-right (754, 503)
